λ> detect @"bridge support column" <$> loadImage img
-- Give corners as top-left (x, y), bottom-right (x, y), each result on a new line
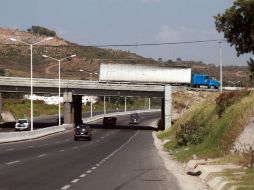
top-left (0, 93), bottom-right (2, 123)
top-left (73, 95), bottom-right (82, 125)
top-left (63, 92), bottom-right (73, 125)
top-left (164, 85), bottom-right (172, 129)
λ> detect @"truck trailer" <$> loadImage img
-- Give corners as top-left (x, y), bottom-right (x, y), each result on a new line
top-left (99, 63), bottom-right (220, 88)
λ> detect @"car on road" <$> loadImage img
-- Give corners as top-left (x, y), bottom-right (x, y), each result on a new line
top-left (15, 119), bottom-right (30, 131)
top-left (56, 116), bottom-right (64, 125)
top-left (74, 124), bottom-right (92, 141)
top-left (103, 117), bottom-right (117, 127)
top-left (129, 113), bottom-right (139, 124)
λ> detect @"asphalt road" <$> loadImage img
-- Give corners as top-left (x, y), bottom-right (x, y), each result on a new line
top-left (0, 112), bottom-right (179, 190)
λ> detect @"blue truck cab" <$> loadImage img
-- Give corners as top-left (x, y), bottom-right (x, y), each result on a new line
top-left (191, 74), bottom-right (220, 89)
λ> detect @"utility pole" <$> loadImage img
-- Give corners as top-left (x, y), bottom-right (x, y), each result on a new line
top-left (219, 39), bottom-right (223, 93)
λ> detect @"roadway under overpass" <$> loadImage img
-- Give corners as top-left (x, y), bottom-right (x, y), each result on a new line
top-left (0, 77), bottom-right (177, 130)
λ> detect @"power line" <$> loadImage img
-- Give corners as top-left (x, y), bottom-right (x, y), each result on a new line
top-left (0, 39), bottom-right (225, 48)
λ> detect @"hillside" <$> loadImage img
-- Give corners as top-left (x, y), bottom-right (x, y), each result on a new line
top-left (0, 27), bottom-right (250, 84)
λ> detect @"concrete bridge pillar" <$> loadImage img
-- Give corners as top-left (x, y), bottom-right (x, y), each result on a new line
top-left (63, 92), bottom-right (73, 124)
top-left (0, 93), bottom-right (2, 123)
top-left (164, 85), bottom-right (172, 129)
top-left (63, 92), bottom-right (83, 126)
top-left (73, 95), bottom-right (82, 125)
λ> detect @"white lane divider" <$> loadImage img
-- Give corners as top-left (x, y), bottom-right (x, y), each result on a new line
top-left (79, 174), bottom-right (87, 178)
top-left (6, 160), bottom-right (20, 165)
top-left (71, 179), bottom-right (79, 183)
top-left (59, 149), bottom-right (65, 152)
top-left (6, 148), bottom-right (15, 151)
top-left (61, 185), bottom-right (71, 190)
top-left (60, 130), bottom-right (140, 190)
top-left (38, 154), bottom-right (47, 158)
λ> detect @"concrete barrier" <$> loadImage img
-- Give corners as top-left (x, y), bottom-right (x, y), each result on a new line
top-left (0, 126), bottom-right (66, 143)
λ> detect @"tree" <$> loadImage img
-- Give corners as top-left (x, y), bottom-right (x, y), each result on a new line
top-left (247, 58), bottom-right (254, 82)
top-left (27, 26), bottom-right (57, 37)
top-left (214, 0), bottom-right (254, 56)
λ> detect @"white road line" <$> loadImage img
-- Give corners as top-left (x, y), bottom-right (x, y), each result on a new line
top-left (79, 174), bottom-right (87, 178)
top-left (38, 154), bottom-right (47, 158)
top-left (91, 167), bottom-right (96, 170)
top-left (59, 149), bottom-right (65, 152)
top-left (61, 185), bottom-right (71, 190)
top-left (6, 160), bottom-right (20, 165)
top-left (6, 148), bottom-right (15, 151)
top-left (101, 136), bottom-right (105, 139)
top-left (86, 170), bottom-right (92, 174)
top-left (71, 179), bottom-right (79, 183)
top-left (96, 164), bottom-right (100, 167)
top-left (73, 146), bottom-right (78, 149)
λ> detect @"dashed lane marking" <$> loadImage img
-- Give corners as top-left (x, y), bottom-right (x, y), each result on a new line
top-left (6, 160), bottom-right (20, 165)
top-left (86, 170), bottom-right (92, 174)
top-left (59, 149), bottom-right (65, 152)
top-left (79, 174), bottom-right (87, 178)
top-left (6, 148), bottom-right (15, 151)
top-left (71, 179), bottom-right (79, 183)
top-left (61, 185), bottom-right (71, 190)
top-left (38, 154), bottom-right (47, 158)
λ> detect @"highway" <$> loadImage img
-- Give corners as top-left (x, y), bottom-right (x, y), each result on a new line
top-left (0, 112), bottom-right (179, 190)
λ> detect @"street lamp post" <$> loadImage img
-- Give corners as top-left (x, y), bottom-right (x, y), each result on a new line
top-left (79, 70), bottom-right (99, 117)
top-left (10, 37), bottom-right (53, 131)
top-left (42, 54), bottom-right (76, 126)
top-left (219, 39), bottom-right (223, 93)
top-left (228, 81), bottom-right (241, 87)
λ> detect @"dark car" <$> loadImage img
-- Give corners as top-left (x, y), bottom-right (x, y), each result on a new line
top-left (74, 124), bottom-right (92, 141)
top-left (103, 117), bottom-right (117, 127)
top-left (129, 113), bottom-right (139, 124)
top-left (56, 116), bottom-right (64, 125)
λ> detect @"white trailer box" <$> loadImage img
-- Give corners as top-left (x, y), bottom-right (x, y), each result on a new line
top-left (99, 63), bottom-right (191, 84)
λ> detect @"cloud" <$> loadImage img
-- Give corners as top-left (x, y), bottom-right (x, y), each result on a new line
top-left (141, 0), bottom-right (160, 3)
top-left (156, 25), bottom-right (220, 42)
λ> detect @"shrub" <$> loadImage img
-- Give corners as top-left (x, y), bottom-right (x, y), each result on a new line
top-left (176, 118), bottom-right (211, 146)
top-left (215, 91), bottom-right (250, 117)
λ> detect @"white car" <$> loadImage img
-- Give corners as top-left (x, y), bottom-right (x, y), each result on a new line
top-left (15, 119), bottom-right (30, 131)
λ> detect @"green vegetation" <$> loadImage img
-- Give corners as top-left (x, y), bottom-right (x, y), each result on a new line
top-left (158, 91), bottom-right (254, 162)
top-left (27, 26), bottom-right (57, 37)
top-left (3, 99), bottom-right (58, 119)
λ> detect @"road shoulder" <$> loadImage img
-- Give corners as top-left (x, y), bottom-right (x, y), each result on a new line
top-left (152, 131), bottom-right (211, 190)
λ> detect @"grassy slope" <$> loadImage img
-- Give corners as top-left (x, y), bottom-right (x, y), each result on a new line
top-left (158, 91), bottom-right (254, 162)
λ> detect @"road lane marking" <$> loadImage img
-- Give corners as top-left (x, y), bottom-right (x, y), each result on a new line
top-left (38, 154), bottom-right (47, 158)
top-left (6, 148), bottom-right (15, 151)
top-left (71, 179), bottom-right (79, 183)
top-left (79, 174), bottom-right (87, 178)
top-left (96, 164), bottom-right (100, 167)
top-left (91, 167), bottom-right (96, 170)
top-left (6, 160), bottom-right (20, 165)
top-left (59, 149), bottom-right (65, 152)
top-left (86, 170), bottom-right (92, 174)
top-left (73, 146), bottom-right (78, 149)
top-left (61, 185), bottom-right (71, 190)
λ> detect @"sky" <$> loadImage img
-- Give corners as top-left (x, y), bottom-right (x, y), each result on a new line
top-left (0, 0), bottom-right (252, 65)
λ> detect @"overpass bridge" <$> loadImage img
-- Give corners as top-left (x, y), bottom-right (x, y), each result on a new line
top-left (0, 77), bottom-right (178, 130)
